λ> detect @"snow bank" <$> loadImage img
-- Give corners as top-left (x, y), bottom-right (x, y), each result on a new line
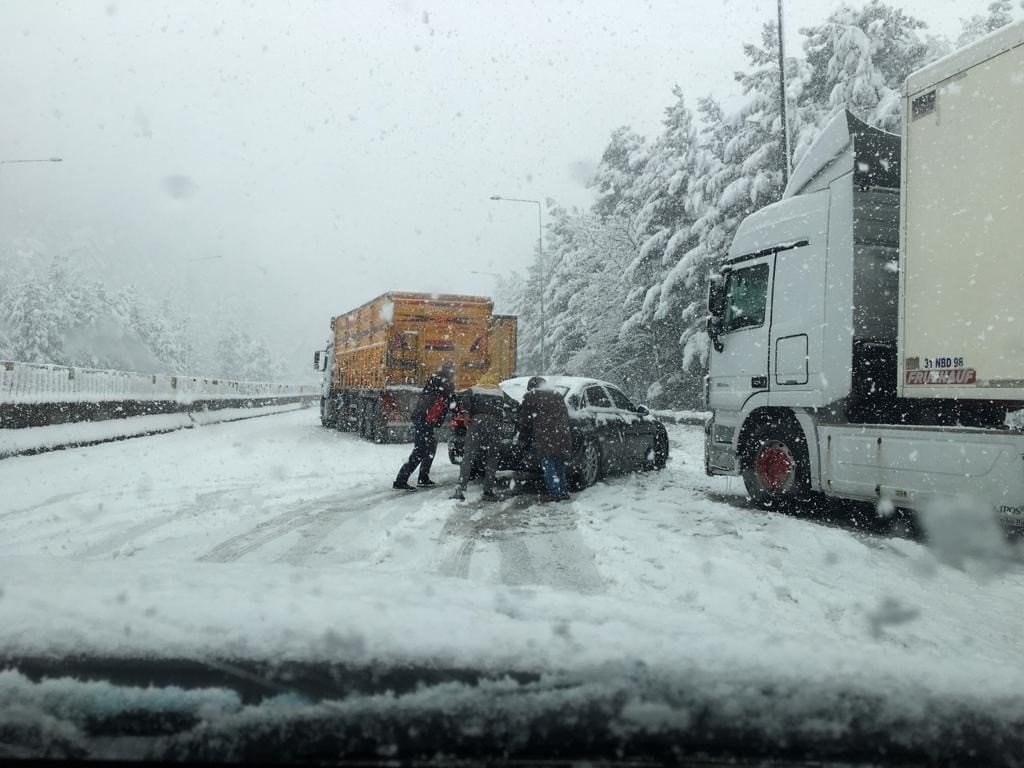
top-left (0, 403), bottom-right (305, 458)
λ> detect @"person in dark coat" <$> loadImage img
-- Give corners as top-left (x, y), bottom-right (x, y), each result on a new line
top-left (451, 367), bottom-right (509, 502)
top-left (517, 376), bottom-right (572, 501)
top-left (393, 361), bottom-right (456, 491)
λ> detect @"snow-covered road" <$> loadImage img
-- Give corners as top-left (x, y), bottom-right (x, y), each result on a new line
top-left (2, 408), bottom-right (1023, 703)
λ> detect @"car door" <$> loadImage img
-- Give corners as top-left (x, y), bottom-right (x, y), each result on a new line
top-left (604, 385), bottom-right (649, 466)
top-left (582, 384), bottom-right (627, 471)
top-left (707, 259), bottom-right (774, 412)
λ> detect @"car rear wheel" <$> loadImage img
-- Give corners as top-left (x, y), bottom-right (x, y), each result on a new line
top-left (645, 431), bottom-right (669, 471)
top-left (571, 438), bottom-right (602, 490)
top-left (448, 428), bottom-right (466, 465)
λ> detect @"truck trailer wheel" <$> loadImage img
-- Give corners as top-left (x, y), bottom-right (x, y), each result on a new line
top-left (369, 409), bottom-right (384, 443)
top-left (320, 398), bottom-right (335, 429)
top-left (741, 420), bottom-right (810, 509)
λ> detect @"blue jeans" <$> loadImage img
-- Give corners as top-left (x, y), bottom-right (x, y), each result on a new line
top-left (540, 456), bottom-right (568, 498)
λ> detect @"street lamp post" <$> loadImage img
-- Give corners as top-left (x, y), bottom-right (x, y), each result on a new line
top-left (489, 195), bottom-right (546, 371)
top-left (183, 255), bottom-right (223, 377)
top-left (776, 0), bottom-right (791, 186)
top-left (0, 157), bottom-right (63, 180)
top-left (0, 157), bottom-right (63, 168)
top-left (0, 156), bottom-right (62, 185)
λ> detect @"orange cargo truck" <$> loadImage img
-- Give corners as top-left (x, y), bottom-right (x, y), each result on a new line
top-left (314, 292), bottom-right (518, 442)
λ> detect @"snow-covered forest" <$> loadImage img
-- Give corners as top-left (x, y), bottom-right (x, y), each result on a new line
top-left (0, 239), bottom-right (283, 381)
top-left (498, 0), bottom-right (1021, 408)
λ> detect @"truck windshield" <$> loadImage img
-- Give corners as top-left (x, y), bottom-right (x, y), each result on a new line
top-left (723, 263), bottom-right (770, 332)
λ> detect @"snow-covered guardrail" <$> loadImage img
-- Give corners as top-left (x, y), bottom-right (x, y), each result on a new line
top-left (0, 361), bottom-right (320, 456)
top-left (651, 409), bottom-right (711, 427)
top-left (0, 360), bottom-right (317, 404)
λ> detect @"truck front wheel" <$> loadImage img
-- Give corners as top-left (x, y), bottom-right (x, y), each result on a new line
top-left (741, 421), bottom-right (810, 509)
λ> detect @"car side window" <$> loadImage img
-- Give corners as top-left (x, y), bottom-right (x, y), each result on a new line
top-left (583, 385), bottom-right (612, 408)
top-left (606, 387), bottom-right (636, 412)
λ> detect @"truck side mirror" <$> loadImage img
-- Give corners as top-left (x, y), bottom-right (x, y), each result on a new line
top-left (707, 271), bottom-right (728, 353)
top-left (706, 316), bottom-right (725, 353)
top-left (707, 271), bottom-right (728, 317)
top-left (313, 351), bottom-right (322, 371)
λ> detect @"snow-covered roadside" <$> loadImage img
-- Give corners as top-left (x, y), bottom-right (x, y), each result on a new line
top-left (0, 402), bottom-right (308, 459)
top-left (651, 408), bottom-right (709, 425)
top-left (1, 407), bottom-right (1023, 717)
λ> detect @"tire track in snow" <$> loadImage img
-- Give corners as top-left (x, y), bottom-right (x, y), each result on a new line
top-left (496, 536), bottom-right (537, 585)
top-left (0, 491), bottom-right (86, 521)
top-left (438, 496), bottom-right (605, 593)
top-left (197, 506), bottom-right (313, 563)
top-left (77, 512), bottom-right (180, 559)
top-left (275, 488), bottom-right (418, 566)
top-left (75, 486), bottom-right (256, 559)
top-left (197, 487), bottom-right (406, 564)
top-left (438, 497), bottom-right (547, 580)
top-left (437, 503), bottom-right (483, 578)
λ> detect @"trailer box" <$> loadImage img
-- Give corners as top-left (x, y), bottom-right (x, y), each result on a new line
top-left (331, 292), bottom-right (507, 391)
top-left (487, 314), bottom-right (519, 382)
top-left (898, 21), bottom-right (1024, 401)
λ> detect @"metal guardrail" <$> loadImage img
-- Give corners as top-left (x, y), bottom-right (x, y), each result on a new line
top-left (0, 360), bottom-right (319, 405)
top-left (651, 409), bottom-right (711, 427)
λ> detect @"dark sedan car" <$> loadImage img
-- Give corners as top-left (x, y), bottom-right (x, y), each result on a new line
top-left (449, 376), bottom-right (669, 490)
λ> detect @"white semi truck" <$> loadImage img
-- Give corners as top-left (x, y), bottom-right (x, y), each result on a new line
top-left (704, 22), bottom-right (1024, 522)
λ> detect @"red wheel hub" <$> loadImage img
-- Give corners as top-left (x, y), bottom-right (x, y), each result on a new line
top-left (755, 444), bottom-right (794, 493)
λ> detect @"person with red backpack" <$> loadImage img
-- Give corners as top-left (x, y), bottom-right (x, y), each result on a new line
top-left (393, 361), bottom-right (456, 491)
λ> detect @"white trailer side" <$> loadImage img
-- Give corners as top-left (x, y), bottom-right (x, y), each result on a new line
top-left (899, 21), bottom-right (1024, 401)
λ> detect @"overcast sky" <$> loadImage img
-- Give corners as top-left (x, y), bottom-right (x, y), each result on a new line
top-left (0, 0), bottom-right (970, 372)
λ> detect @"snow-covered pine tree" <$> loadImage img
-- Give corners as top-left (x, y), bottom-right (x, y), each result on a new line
top-left (510, 241), bottom-right (547, 376)
top-left (801, 1), bottom-right (929, 132)
top-left (146, 298), bottom-right (187, 373)
top-left (957, 0), bottom-right (1018, 47)
top-left (617, 87), bottom-right (700, 404)
top-left (541, 203), bottom-right (591, 375)
top-left (541, 206), bottom-right (637, 389)
top-left (5, 277), bottom-right (62, 363)
top-left (591, 126), bottom-right (649, 220)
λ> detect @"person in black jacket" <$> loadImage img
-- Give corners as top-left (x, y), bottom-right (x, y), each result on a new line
top-left (451, 367), bottom-right (509, 502)
top-left (518, 376), bottom-right (572, 501)
top-left (393, 361), bottom-right (456, 491)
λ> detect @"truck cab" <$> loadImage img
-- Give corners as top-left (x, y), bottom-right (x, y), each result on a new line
top-left (706, 111), bottom-right (900, 482)
top-left (705, 97), bottom-right (1024, 523)
top-left (313, 343), bottom-right (336, 427)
